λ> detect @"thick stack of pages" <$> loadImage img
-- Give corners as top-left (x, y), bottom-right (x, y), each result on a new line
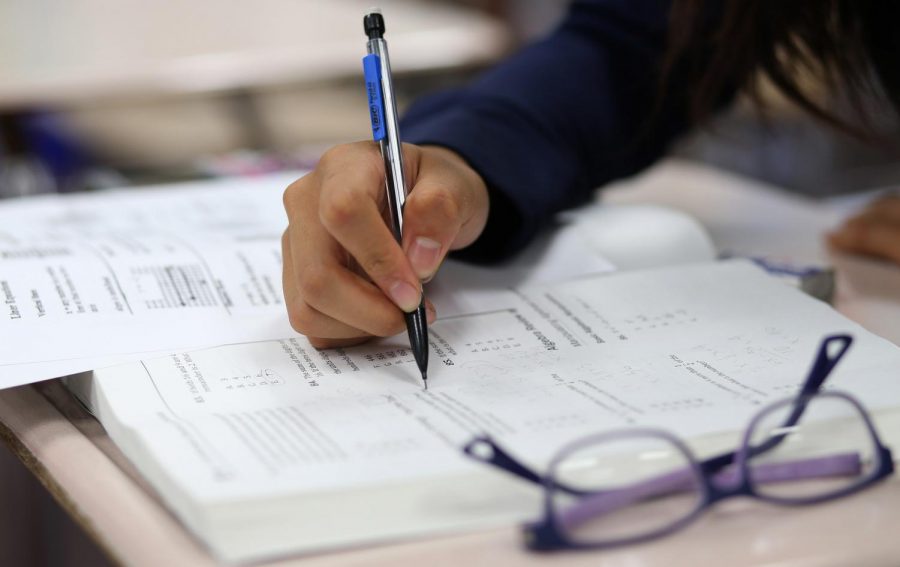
top-left (68, 261), bottom-right (900, 563)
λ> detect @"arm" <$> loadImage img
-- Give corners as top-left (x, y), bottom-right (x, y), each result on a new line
top-left (402, 0), bottom-right (726, 262)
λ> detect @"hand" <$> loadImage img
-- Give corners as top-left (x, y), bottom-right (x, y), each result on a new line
top-left (828, 195), bottom-right (900, 265)
top-left (282, 142), bottom-right (490, 348)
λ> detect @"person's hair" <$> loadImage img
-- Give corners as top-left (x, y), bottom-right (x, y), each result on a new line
top-left (662, 0), bottom-right (900, 139)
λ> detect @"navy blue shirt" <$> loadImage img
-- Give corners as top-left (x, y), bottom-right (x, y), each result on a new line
top-left (402, 0), bottom-right (731, 263)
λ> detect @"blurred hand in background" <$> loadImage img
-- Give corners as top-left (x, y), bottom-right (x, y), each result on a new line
top-left (829, 195), bottom-right (900, 265)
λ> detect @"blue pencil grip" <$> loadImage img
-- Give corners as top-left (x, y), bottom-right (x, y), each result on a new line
top-left (362, 54), bottom-right (386, 141)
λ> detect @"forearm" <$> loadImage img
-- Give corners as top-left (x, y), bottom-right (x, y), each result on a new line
top-left (402, 0), bottom-right (731, 262)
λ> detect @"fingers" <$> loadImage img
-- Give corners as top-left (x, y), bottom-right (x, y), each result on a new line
top-left (403, 184), bottom-right (462, 282)
top-left (317, 144), bottom-right (424, 313)
top-left (829, 199), bottom-right (900, 265)
top-left (282, 231), bottom-right (383, 340)
top-left (401, 146), bottom-right (490, 281)
top-left (282, 225), bottom-right (436, 349)
top-left (282, 200), bottom-right (408, 339)
top-left (280, 141), bottom-right (487, 348)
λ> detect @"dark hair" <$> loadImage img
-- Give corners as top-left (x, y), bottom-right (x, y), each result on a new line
top-left (663, 1), bottom-right (900, 139)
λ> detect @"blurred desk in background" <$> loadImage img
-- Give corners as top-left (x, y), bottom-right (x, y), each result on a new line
top-left (0, 0), bottom-right (511, 191)
top-left (0, 0), bottom-right (509, 109)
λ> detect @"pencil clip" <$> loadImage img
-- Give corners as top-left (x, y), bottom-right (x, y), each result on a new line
top-left (362, 54), bottom-right (386, 141)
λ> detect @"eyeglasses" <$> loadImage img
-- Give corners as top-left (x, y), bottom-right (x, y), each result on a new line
top-left (462, 334), bottom-right (895, 551)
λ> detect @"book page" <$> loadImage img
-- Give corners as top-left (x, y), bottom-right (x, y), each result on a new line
top-left (84, 261), bottom-right (900, 505)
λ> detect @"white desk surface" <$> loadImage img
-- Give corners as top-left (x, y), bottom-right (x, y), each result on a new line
top-left (0, 0), bottom-right (510, 109)
top-left (1, 160), bottom-right (899, 567)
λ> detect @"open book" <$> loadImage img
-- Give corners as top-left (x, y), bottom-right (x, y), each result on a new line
top-left (68, 261), bottom-right (900, 564)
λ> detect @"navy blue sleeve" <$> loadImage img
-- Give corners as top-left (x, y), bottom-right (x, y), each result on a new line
top-left (401, 0), bottom-right (728, 263)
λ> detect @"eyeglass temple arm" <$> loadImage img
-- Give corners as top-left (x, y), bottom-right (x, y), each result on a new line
top-left (700, 334), bottom-right (854, 475)
top-left (798, 334), bottom-right (853, 397)
top-left (754, 334), bottom-right (854, 457)
top-left (463, 436), bottom-right (589, 496)
top-left (556, 451), bottom-right (862, 532)
top-left (463, 437), bottom-right (544, 484)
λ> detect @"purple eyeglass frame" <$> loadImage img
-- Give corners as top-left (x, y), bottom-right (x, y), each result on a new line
top-left (462, 334), bottom-right (895, 552)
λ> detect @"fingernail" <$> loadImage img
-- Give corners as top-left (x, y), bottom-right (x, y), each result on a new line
top-left (408, 237), bottom-right (442, 280)
top-left (389, 280), bottom-right (421, 312)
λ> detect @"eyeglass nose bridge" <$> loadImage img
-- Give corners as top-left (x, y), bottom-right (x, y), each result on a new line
top-left (707, 462), bottom-right (746, 488)
top-left (702, 473), bottom-right (755, 506)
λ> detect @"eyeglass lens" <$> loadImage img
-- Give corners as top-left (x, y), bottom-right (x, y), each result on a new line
top-left (549, 434), bottom-right (703, 544)
top-left (746, 394), bottom-right (881, 501)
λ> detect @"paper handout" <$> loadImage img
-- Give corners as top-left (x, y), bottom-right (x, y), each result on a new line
top-left (0, 174), bottom-right (296, 386)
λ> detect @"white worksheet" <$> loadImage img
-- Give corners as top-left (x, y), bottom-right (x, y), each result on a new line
top-left (0, 174), bottom-right (297, 386)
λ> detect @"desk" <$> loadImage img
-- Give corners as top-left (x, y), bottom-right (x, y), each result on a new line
top-left (1, 161), bottom-right (899, 566)
top-left (0, 1), bottom-right (511, 195)
top-left (0, 0), bottom-right (510, 110)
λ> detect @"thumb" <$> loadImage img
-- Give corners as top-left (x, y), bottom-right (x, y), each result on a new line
top-left (402, 147), bottom-right (489, 281)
